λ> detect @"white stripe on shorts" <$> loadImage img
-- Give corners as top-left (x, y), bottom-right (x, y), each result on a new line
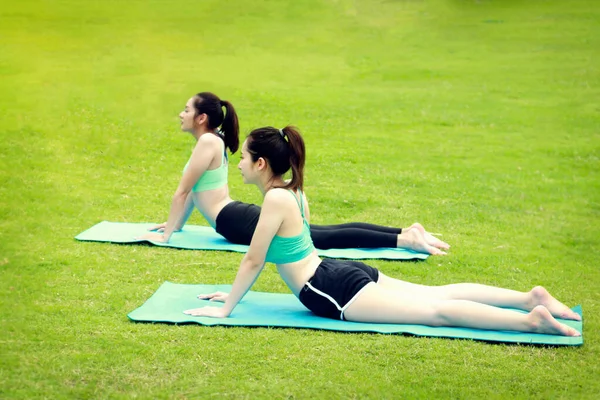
top-left (305, 282), bottom-right (344, 320)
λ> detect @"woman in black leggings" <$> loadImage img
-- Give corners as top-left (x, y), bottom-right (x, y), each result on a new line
top-left (140, 92), bottom-right (449, 255)
top-left (213, 200), bottom-right (448, 253)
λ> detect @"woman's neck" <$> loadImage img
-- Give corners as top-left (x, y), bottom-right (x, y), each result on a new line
top-left (257, 175), bottom-right (286, 196)
top-left (192, 126), bottom-right (218, 141)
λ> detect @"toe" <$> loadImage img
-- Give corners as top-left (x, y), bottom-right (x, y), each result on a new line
top-left (428, 245), bottom-right (446, 256)
top-left (568, 327), bottom-right (581, 337)
top-left (564, 311), bottom-right (582, 321)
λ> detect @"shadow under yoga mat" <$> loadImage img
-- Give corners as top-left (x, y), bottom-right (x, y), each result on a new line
top-left (128, 282), bottom-right (583, 346)
top-left (76, 221), bottom-right (428, 260)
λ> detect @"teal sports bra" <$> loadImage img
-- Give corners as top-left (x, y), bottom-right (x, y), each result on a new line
top-left (183, 136), bottom-right (228, 192)
top-left (265, 189), bottom-right (316, 264)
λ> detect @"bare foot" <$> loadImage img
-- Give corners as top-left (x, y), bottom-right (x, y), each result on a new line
top-left (528, 306), bottom-right (581, 336)
top-left (529, 286), bottom-right (581, 321)
top-left (398, 229), bottom-right (446, 255)
top-left (406, 223), bottom-right (450, 250)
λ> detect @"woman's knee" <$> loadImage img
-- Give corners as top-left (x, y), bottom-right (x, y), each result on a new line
top-left (427, 302), bottom-right (454, 326)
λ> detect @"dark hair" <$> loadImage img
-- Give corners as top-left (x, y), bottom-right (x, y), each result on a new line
top-left (247, 125), bottom-right (305, 190)
top-left (193, 92), bottom-right (240, 153)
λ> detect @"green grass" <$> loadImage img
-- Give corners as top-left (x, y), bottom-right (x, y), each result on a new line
top-left (1, 0), bottom-right (599, 398)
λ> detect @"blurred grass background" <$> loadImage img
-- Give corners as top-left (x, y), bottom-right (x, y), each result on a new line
top-left (1, 0), bottom-right (598, 398)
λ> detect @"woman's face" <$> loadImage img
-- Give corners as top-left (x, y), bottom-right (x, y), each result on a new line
top-left (179, 97), bottom-right (196, 132)
top-left (238, 140), bottom-right (259, 185)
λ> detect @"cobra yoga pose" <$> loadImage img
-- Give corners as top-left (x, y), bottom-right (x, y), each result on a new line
top-left (183, 125), bottom-right (580, 338)
top-left (138, 92), bottom-right (449, 255)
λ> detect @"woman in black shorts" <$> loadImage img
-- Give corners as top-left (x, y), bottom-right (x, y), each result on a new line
top-left (184, 125), bottom-right (580, 337)
top-left (140, 92), bottom-right (449, 255)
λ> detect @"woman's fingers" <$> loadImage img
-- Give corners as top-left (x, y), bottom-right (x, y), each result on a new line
top-left (148, 222), bottom-right (167, 231)
top-left (183, 306), bottom-right (227, 318)
top-left (197, 292), bottom-right (228, 302)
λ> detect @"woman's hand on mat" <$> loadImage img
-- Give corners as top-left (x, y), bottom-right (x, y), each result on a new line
top-left (136, 232), bottom-right (167, 243)
top-left (148, 222), bottom-right (181, 233)
top-left (183, 306), bottom-right (228, 318)
top-left (149, 222), bottom-right (167, 232)
top-left (197, 292), bottom-right (228, 302)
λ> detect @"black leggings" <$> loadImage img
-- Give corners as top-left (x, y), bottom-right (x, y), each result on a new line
top-left (215, 201), bottom-right (401, 249)
top-left (310, 223), bottom-right (400, 249)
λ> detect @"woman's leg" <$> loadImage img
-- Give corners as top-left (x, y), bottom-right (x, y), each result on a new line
top-left (343, 283), bottom-right (580, 336)
top-left (309, 225), bottom-right (397, 249)
top-left (310, 224), bottom-right (446, 255)
top-left (310, 222), bottom-right (449, 251)
top-left (376, 273), bottom-right (581, 320)
top-left (311, 223), bottom-right (402, 234)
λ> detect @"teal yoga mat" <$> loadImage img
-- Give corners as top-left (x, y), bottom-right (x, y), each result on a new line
top-left (128, 282), bottom-right (583, 346)
top-left (76, 221), bottom-right (428, 260)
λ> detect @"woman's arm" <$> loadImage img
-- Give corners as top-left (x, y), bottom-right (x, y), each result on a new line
top-left (148, 193), bottom-right (194, 232)
top-left (175, 193), bottom-right (195, 230)
top-left (138, 135), bottom-right (218, 242)
top-left (185, 190), bottom-right (289, 317)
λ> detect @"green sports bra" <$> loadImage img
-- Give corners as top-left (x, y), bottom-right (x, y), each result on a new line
top-left (182, 137), bottom-right (228, 192)
top-left (265, 190), bottom-right (316, 264)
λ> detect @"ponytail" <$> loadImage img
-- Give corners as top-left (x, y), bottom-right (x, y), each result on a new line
top-left (220, 100), bottom-right (240, 154)
top-left (279, 126), bottom-right (305, 190)
top-left (246, 125), bottom-right (306, 190)
top-left (192, 92), bottom-right (240, 153)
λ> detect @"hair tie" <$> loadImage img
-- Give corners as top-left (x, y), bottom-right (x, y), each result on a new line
top-left (279, 128), bottom-right (285, 138)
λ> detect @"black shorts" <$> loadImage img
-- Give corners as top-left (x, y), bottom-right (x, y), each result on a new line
top-left (299, 259), bottom-right (379, 320)
top-left (215, 201), bottom-right (261, 245)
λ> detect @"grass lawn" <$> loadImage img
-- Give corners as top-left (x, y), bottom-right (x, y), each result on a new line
top-left (1, 0), bottom-right (599, 398)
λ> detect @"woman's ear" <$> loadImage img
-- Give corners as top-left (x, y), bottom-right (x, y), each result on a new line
top-left (257, 157), bottom-right (267, 171)
top-left (194, 113), bottom-right (207, 126)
